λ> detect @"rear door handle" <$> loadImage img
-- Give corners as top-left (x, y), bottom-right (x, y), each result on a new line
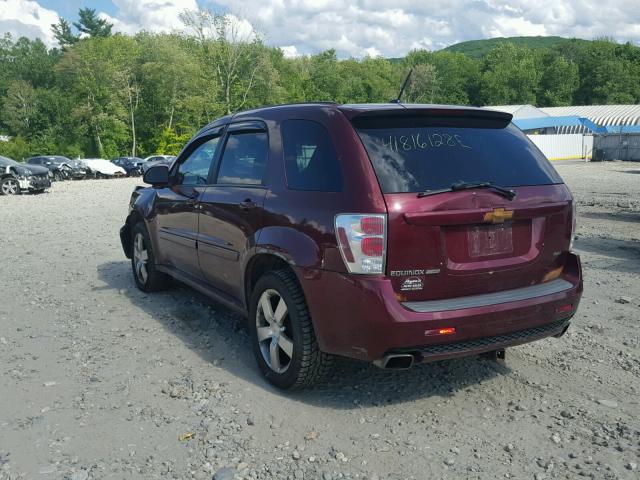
top-left (239, 199), bottom-right (257, 210)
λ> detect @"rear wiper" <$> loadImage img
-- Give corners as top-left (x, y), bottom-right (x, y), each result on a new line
top-left (417, 181), bottom-right (516, 200)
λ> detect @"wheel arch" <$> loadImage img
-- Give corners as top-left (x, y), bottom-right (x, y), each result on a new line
top-left (244, 252), bottom-right (294, 311)
top-left (122, 209), bottom-right (145, 258)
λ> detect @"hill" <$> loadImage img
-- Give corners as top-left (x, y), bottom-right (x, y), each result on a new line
top-left (442, 36), bottom-right (591, 58)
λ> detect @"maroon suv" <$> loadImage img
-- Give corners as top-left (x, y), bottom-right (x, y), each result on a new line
top-left (120, 103), bottom-right (582, 389)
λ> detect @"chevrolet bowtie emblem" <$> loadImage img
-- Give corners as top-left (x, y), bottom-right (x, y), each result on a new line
top-left (483, 208), bottom-right (513, 224)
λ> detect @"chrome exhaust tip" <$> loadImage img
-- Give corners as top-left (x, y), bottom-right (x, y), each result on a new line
top-left (374, 353), bottom-right (415, 370)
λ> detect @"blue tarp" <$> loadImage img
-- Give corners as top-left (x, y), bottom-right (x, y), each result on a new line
top-left (513, 116), bottom-right (601, 132)
top-left (513, 116), bottom-right (640, 134)
top-left (601, 125), bottom-right (640, 133)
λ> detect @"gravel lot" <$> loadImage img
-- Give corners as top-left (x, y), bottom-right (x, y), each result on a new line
top-left (1, 161), bottom-right (639, 480)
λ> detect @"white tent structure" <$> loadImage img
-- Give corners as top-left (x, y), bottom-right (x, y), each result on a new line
top-left (486, 104), bottom-right (640, 160)
top-left (540, 105), bottom-right (640, 134)
top-left (486, 105), bottom-right (548, 119)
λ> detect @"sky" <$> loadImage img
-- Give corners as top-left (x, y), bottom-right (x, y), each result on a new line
top-left (1, 0), bottom-right (640, 58)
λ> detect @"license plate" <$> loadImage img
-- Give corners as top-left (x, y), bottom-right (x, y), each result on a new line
top-left (468, 224), bottom-right (513, 258)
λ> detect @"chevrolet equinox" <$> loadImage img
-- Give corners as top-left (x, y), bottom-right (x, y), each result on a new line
top-left (120, 103), bottom-right (583, 389)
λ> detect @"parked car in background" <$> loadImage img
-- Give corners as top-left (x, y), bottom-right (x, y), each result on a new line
top-left (1, 155), bottom-right (52, 195)
top-left (140, 155), bottom-right (176, 173)
top-left (80, 158), bottom-right (127, 178)
top-left (119, 103), bottom-right (582, 389)
top-left (65, 158), bottom-right (89, 179)
top-left (27, 156), bottom-right (87, 180)
top-left (111, 157), bottom-right (143, 177)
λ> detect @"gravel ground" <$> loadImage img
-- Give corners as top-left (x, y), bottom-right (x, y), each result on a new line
top-left (0, 162), bottom-right (638, 480)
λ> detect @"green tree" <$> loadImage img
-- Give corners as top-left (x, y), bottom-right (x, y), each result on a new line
top-left (338, 57), bottom-right (399, 103)
top-left (2, 28), bottom-right (640, 161)
top-left (404, 64), bottom-right (439, 103)
top-left (51, 18), bottom-right (79, 47)
top-left (305, 50), bottom-right (342, 101)
top-left (135, 34), bottom-right (205, 154)
top-left (574, 40), bottom-right (639, 104)
top-left (180, 10), bottom-right (272, 115)
top-left (480, 43), bottom-right (541, 105)
top-left (56, 37), bottom-right (129, 156)
top-left (3, 80), bottom-right (38, 135)
top-left (404, 50), bottom-right (480, 104)
top-left (74, 8), bottom-right (113, 38)
top-left (155, 127), bottom-right (193, 155)
top-left (536, 51), bottom-right (578, 106)
top-left (0, 135), bottom-right (31, 161)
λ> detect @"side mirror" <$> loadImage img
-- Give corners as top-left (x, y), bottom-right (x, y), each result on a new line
top-left (143, 165), bottom-right (169, 186)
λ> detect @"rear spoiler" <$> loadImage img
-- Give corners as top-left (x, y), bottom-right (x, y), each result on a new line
top-left (346, 107), bottom-right (513, 129)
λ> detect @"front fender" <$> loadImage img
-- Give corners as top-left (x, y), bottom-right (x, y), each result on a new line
top-left (121, 187), bottom-right (158, 257)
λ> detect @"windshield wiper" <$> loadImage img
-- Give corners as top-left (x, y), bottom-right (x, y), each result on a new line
top-left (417, 181), bottom-right (516, 200)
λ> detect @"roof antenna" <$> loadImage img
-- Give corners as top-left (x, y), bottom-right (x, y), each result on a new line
top-left (390, 69), bottom-right (413, 104)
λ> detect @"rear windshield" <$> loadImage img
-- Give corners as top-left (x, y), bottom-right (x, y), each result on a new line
top-left (353, 116), bottom-right (562, 193)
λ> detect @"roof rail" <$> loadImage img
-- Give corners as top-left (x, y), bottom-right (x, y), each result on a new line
top-left (260, 101), bottom-right (339, 108)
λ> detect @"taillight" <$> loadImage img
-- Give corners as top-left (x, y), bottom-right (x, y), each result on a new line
top-left (335, 214), bottom-right (387, 274)
top-left (570, 201), bottom-right (577, 250)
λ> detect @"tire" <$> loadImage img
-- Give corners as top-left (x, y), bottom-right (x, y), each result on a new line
top-left (130, 222), bottom-right (171, 292)
top-left (0, 177), bottom-right (20, 195)
top-left (249, 269), bottom-right (333, 390)
top-left (53, 172), bottom-right (62, 182)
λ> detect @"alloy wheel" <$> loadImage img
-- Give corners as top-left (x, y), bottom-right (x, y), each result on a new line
top-left (133, 232), bottom-right (149, 284)
top-left (1, 179), bottom-right (19, 195)
top-left (256, 289), bottom-right (294, 373)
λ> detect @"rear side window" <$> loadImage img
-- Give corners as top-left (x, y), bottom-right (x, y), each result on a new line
top-left (282, 120), bottom-right (343, 192)
top-left (217, 132), bottom-right (268, 185)
top-left (353, 116), bottom-right (562, 193)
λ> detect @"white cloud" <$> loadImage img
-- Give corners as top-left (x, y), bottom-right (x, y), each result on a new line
top-left (488, 16), bottom-right (548, 38)
top-left (2, 0), bottom-right (640, 57)
top-left (280, 45), bottom-right (300, 58)
top-left (99, 0), bottom-right (199, 35)
top-left (0, 0), bottom-right (59, 46)
top-left (209, 0), bottom-right (640, 57)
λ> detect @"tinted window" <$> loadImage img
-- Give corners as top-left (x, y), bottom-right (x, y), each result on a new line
top-left (217, 132), bottom-right (268, 185)
top-left (282, 120), bottom-right (343, 191)
top-left (175, 137), bottom-right (220, 185)
top-left (28, 158), bottom-right (42, 164)
top-left (354, 117), bottom-right (562, 193)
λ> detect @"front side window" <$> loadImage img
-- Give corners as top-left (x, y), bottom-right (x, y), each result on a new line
top-left (282, 120), bottom-right (343, 191)
top-left (175, 137), bottom-right (220, 185)
top-left (216, 131), bottom-right (268, 185)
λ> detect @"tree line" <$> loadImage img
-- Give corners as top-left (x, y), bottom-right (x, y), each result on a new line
top-left (1, 8), bottom-right (639, 160)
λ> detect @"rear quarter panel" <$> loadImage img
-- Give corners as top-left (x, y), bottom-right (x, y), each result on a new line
top-left (242, 106), bottom-right (387, 271)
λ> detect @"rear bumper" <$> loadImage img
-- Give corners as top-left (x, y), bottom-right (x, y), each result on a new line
top-left (297, 252), bottom-right (583, 362)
